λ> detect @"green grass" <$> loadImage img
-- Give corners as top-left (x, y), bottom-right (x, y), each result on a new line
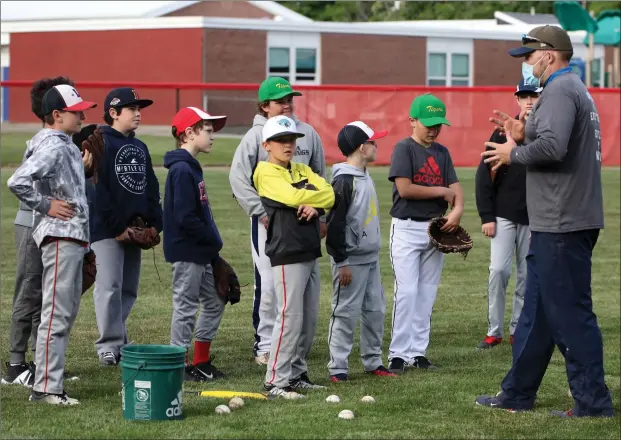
top-left (0, 140), bottom-right (619, 438)
top-left (0, 133), bottom-right (240, 167)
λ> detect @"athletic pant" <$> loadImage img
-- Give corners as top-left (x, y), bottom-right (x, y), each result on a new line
top-left (251, 216), bottom-right (276, 356)
top-left (170, 262), bottom-right (225, 348)
top-left (327, 261), bottom-right (386, 376)
top-left (498, 230), bottom-right (613, 416)
top-left (388, 218), bottom-right (444, 362)
top-left (487, 217), bottom-right (529, 338)
top-left (265, 260), bottom-right (320, 388)
top-left (33, 239), bottom-right (84, 395)
top-left (9, 225), bottom-right (42, 364)
top-left (91, 239), bottom-right (141, 357)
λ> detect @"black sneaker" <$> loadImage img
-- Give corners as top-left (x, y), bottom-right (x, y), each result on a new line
top-left (183, 366), bottom-right (203, 382)
top-left (1, 362), bottom-right (31, 386)
top-left (475, 393), bottom-right (527, 413)
top-left (388, 357), bottom-right (408, 374)
top-left (193, 361), bottom-right (225, 381)
top-left (412, 356), bottom-right (438, 370)
top-left (290, 373), bottom-right (326, 390)
top-left (330, 373), bottom-right (348, 383)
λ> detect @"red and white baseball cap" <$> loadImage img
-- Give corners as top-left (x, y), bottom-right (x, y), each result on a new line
top-left (41, 84), bottom-right (97, 115)
top-left (337, 121), bottom-right (388, 155)
top-left (172, 107), bottom-right (227, 134)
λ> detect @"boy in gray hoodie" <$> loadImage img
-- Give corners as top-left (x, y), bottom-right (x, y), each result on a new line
top-left (229, 77), bottom-right (326, 365)
top-left (326, 121), bottom-right (396, 382)
top-left (8, 84), bottom-right (97, 405)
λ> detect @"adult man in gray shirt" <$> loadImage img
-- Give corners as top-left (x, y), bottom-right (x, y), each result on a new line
top-left (475, 25), bottom-right (613, 418)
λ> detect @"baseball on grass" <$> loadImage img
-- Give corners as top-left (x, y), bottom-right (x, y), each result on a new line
top-left (338, 409), bottom-right (355, 420)
top-left (360, 395), bottom-right (376, 404)
top-left (215, 404), bottom-right (231, 414)
top-left (229, 397), bottom-right (245, 409)
top-left (325, 394), bottom-right (340, 403)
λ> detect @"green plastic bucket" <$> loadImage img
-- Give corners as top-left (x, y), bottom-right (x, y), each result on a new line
top-left (120, 344), bottom-right (186, 421)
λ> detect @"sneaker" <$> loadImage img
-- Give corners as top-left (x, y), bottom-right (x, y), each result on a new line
top-left (477, 336), bottom-right (503, 349)
top-left (254, 353), bottom-right (269, 366)
top-left (412, 356), bottom-right (438, 370)
top-left (1, 362), bottom-right (32, 386)
top-left (193, 360), bottom-right (225, 381)
top-left (30, 390), bottom-right (80, 405)
top-left (330, 373), bottom-right (348, 383)
top-left (510, 335), bottom-right (514, 345)
top-left (265, 384), bottom-right (306, 400)
top-left (550, 408), bottom-right (575, 418)
top-left (290, 373), bottom-right (326, 390)
top-left (99, 352), bottom-right (118, 366)
top-left (184, 366), bottom-right (204, 382)
top-left (388, 357), bottom-right (408, 375)
top-left (475, 392), bottom-right (528, 413)
top-left (366, 365), bottom-right (398, 377)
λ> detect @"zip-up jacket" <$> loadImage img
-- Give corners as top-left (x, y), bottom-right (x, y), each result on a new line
top-left (7, 128), bottom-right (89, 247)
top-left (163, 149), bottom-right (223, 264)
top-left (326, 163), bottom-right (381, 268)
top-left (253, 161), bottom-right (335, 266)
top-left (475, 122), bottom-right (528, 226)
top-left (90, 126), bottom-right (163, 243)
top-left (229, 114), bottom-right (326, 218)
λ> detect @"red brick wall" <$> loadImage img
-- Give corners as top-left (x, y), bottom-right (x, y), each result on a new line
top-left (164, 1), bottom-right (274, 19)
top-left (8, 29), bottom-right (204, 124)
top-left (321, 33), bottom-right (426, 84)
top-left (473, 39), bottom-right (522, 86)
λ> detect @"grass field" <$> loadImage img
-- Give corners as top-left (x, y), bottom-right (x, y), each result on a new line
top-left (0, 132), bottom-right (619, 439)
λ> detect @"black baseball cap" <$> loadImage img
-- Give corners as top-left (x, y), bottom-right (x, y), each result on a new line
top-left (104, 87), bottom-right (153, 112)
top-left (508, 25), bottom-right (574, 58)
top-left (514, 79), bottom-right (543, 96)
top-left (72, 123), bottom-right (99, 150)
top-left (41, 84), bottom-right (97, 115)
top-left (337, 121), bottom-right (388, 156)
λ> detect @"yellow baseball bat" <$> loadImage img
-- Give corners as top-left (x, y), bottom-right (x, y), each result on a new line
top-left (194, 390), bottom-right (268, 400)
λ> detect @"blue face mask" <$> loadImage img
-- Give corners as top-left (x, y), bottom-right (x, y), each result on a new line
top-left (521, 54), bottom-right (549, 87)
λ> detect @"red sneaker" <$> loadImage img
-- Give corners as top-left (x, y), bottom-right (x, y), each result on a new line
top-left (365, 366), bottom-right (397, 377)
top-left (510, 335), bottom-right (514, 345)
top-left (477, 336), bottom-right (503, 349)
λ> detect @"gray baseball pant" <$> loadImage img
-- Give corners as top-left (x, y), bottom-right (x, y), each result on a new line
top-left (264, 259), bottom-right (320, 388)
top-left (91, 239), bottom-right (141, 357)
top-left (170, 262), bottom-right (225, 349)
top-left (33, 239), bottom-right (84, 395)
top-left (9, 225), bottom-right (43, 364)
top-left (328, 260), bottom-right (386, 376)
top-left (487, 217), bottom-right (529, 338)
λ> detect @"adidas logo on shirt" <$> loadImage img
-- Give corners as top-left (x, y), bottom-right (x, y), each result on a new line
top-left (166, 391), bottom-right (183, 418)
top-left (413, 157), bottom-right (443, 186)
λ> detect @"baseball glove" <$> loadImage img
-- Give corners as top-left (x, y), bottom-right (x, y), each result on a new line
top-left (82, 249), bottom-right (97, 295)
top-left (212, 256), bottom-right (241, 305)
top-left (72, 124), bottom-right (104, 183)
top-left (116, 217), bottom-right (161, 250)
top-left (427, 217), bottom-right (473, 259)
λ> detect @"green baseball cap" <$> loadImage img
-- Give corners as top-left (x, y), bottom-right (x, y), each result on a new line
top-left (258, 77), bottom-right (303, 102)
top-left (409, 94), bottom-right (451, 127)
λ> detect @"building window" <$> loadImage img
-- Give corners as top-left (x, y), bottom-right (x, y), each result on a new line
top-left (295, 48), bottom-right (316, 82)
top-left (267, 32), bottom-right (320, 84)
top-left (426, 38), bottom-right (473, 87)
top-left (268, 47), bottom-right (291, 81)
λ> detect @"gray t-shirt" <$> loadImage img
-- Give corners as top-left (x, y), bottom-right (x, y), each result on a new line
top-left (388, 137), bottom-right (458, 220)
top-left (510, 70), bottom-right (604, 233)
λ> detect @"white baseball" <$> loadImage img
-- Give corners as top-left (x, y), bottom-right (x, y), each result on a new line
top-left (338, 409), bottom-right (355, 420)
top-left (228, 397), bottom-right (245, 409)
top-left (215, 404), bottom-right (231, 414)
top-left (325, 394), bottom-right (340, 403)
top-left (360, 395), bottom-right (375, 404)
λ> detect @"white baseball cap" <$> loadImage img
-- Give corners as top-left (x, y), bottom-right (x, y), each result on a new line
top-left (262, 115), bottom-right (305, 142)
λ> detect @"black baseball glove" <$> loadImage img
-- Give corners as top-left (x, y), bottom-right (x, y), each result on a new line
top-left (427, 217), bottom-right (473, 259)
top-left (212, 256), bottom-right (241, 305)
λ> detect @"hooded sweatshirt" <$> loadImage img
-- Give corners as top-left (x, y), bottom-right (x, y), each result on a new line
top-left (326, 163), bottom-right (381, 267)
top-left (7, 128), bottom-right (89, 247)
top-left (90, 125), bottom-right (163, 243)
top-left (163, 149), bottom-right (223, 264)
top-left (229, 114), bottom-right (326, 218)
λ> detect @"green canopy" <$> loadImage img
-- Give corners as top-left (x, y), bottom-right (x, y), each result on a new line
top-left (553, 1), bottom-right (598, 33)
top-left (584, 10), bottom-right (620, 46)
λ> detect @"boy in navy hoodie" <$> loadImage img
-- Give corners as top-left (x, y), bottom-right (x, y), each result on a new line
top-left (91, 88), bottom-right (163, 366)
top-left (164, 107), bottom-right (228, 381)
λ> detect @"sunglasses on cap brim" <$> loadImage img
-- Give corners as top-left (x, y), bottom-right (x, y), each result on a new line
top-left (521, 34), bottom-right (555, 48)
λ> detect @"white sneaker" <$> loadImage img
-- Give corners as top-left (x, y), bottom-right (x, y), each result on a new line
top-left (30, 390), bottom-right (80, 405)
top-left (267, 386), bottom-right (306, 400)
top-left (254, 353), bottom-right (269, 366)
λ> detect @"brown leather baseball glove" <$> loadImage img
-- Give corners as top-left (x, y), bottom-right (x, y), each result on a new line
top-left (428, 217), bottom-right (473, 259)
top-left (212, 256), bottom-right (241, 305)
top-left (116, 217), bottom-right (161, 250)
top-left (82, 249), bottom-right (97, 295)
top-left (72, 124), bottom-right (104, 183)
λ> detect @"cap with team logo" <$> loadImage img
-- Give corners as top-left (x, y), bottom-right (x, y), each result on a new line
top-left (262, 115), bottom-right (305, 142)
top-left (172, 107), bottom-right (227, 134)
top-left (40, 84), bottom-right (97, 115)
top-left (508, 25), bottom-right (573, 58)
top-left (410, 94), bottom-right (450, 127)
top-left (514, 79), bottom-right (543, 96)
top-left (104, 87), bottom-right (153, 113)
top-left (337, 121), bottom-right (388, 156)
top-left (258, 77), bottom-right (303, 102)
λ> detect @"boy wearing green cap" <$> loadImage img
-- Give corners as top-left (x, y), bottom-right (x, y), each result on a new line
top-left (229, 77), bottom-right (326, 367)
top-left (387, 94), bottom-right (464, 374)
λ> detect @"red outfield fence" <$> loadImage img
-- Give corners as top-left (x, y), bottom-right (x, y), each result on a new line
top-left (2, 81), bottom-right (619, 166)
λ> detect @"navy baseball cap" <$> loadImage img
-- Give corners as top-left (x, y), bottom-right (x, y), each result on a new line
top-left (104, 87), bottom-right (153, 112)
top-left (508, 25), bottom-right (573, 58)
top-left (337, 121), bottom-right (388, 156)
top-left (514, 80), bottom-right (543, 96)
